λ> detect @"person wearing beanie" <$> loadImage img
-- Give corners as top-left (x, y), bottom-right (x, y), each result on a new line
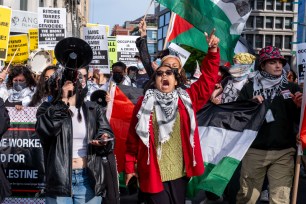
top-left (236, 46), bottom-right (302, 204)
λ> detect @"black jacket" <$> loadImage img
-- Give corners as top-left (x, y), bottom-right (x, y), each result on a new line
top-left (238, 81), bottom-right (300, 150)
top-left (35, 100), bottom-right (114, 197)
top-left (0, 97), bottom-right (11, 202)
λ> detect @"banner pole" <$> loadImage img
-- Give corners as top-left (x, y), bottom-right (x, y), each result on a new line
top-left (5, 47), bottom-right (19, 71)
top-left (143, 0), bottom-right (154, 21)
top-left (291, 153), bottom-right (301, 204)
top-left (163, 12), bottom-right (174, 50)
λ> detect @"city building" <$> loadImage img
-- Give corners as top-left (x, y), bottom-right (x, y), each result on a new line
top-left (155, 1), bottom-right (298, 67)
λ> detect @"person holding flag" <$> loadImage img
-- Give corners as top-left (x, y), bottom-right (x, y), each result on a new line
top-left (236, 46), bottom-right (302, 204)
top-left (125, 30), bottom-right (220, 203)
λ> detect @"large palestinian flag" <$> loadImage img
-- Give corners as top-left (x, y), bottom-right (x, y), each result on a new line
top-left (188, 101), bottom-right (266, 197)
top-left (158, 0), bottom-right (251, 62)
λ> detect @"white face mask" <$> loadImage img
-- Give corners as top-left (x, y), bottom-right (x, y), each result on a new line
top-left (137, 62), bottom-right (144, 70)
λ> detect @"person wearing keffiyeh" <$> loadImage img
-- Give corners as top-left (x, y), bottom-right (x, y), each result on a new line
top-left (236, 46), bottom-right (302, 204)
top-left (125, 30), bottom-right (220, 204)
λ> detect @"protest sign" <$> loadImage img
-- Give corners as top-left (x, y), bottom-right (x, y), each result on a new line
top-left (83, 26), bottom-right (110, 73)
top-left (0, 6), bottom-right (12, 60)
top-left (108, 36), bottom-right (117, 69)
top-left (28, 28), bottom-right (38, 51)
top-left (0, 107), bottom-right (45, 193)
top-left (38, 7), bottom-right (66, 50)
top-left (297, 43), bottom-right (306, 85)
top-left (168, 43), bottom-right (191, 67)
top-left (116, 35), bottom-right (139, 66)
top-left (5, 34), bottom-right (29, 64)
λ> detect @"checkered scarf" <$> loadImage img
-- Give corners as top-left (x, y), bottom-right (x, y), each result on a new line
top-left (136, 88), bottom-right (197, 165)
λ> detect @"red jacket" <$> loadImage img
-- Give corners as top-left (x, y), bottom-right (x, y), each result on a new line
top-left (125, 49), bottom-right (220, 193)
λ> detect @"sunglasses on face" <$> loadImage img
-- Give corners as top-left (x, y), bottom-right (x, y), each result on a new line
top-left (156, 69), bottom-right (174, 77)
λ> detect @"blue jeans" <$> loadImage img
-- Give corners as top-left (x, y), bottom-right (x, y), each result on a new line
top-left (46, 168), bottom-right (102, 204)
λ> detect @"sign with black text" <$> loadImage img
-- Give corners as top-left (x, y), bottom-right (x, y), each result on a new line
top-left (83, 26), bottom-right (109, 73)
top-left (38, 7), bottom-right (66, 50)
top-left (10, 10), bottom-right (38, 33)
top-left (297, 43), bottom-right (306, 85)
top-left (0, 107), bottom-right (45, 192)
top-left (116, 35), bottom-right (138, 66)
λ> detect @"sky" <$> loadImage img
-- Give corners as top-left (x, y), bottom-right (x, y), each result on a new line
top-left (89, 0), bottom-right (155, 29)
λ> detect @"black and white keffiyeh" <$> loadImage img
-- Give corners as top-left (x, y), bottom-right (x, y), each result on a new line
top-left (253, 70), bottom-right (288, 100)
top-left (136, 88), bottom-right (197, 165)
top-left (7, 87), bottom-right (35, 106)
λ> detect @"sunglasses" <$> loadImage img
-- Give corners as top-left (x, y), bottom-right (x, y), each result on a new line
top-left (156, 69), bottom-right (175, 77)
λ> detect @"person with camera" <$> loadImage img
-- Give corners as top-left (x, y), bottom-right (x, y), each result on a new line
top-left (35, 65), bottom-right (115, 203)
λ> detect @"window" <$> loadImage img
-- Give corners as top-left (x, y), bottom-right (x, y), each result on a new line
top-left (246, 16), bottom-right (254, 28)
top-left (245, 34), bottom-right (253, 47)
top-left (266, 0), bottom-right (273, 10)
top-left (148, 44), bottom-right (157, 55)
top-left (257, 0), bottom-right (264, 10)
top-left (265, 35), bottom-right (273, 47)
top-left (276, 1), bottom-right (283, 10)
top-left (284, 56), bottom-right (291, 65)
top-left (147, 30), bottom-right (157, 41)
top-left (285, 18), bottom-right (292, 29)
top-left (275, 35), bottom-right (282, 48)
top-left (157, 28), bottom-right (163, 40)
top-left (39, 0), bottom-right (44, 7)
top-left (165, 12), bottom-right (171, 25)
top-left (0, 0), bottom-right (3, 4)
top-left (255, 35), bottom-right (263, 48)
top-left (285, 2), bottom-right (293, 11)
top-left (162, 25), bottom-right (168, 38)
top-left (20, 0), bottom-right (28, 11)
top-left (249, 0), bottom-right (255, 9)
top-left (159, 15), bottom-right (164, 27)
top-left (256, 16), bottom-right (264, 28)
top-left (275, 17), bottom-right (283, 29)
top-left (158, 39), bottom-right (164, 51)
top-left (265, 17), bottom-right (273, 29)
top-left (284, 36), bottom-right (292, 49)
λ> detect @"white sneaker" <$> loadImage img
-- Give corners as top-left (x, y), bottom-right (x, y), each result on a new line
top-left (260, 190), bottom-right (269, 202)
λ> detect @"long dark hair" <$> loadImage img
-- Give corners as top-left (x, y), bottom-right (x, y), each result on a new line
top-left (28, 66), bottom-right (58, 107)
top-left (6, 65), bottom-right (36, 90)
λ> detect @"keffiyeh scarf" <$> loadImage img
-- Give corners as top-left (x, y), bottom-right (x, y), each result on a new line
top-left (253, 70), bottom-right (288, 100)
top-left (136, 88), bottom-right (197, 165)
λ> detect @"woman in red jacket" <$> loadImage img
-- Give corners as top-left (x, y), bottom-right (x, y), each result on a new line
top-left (125, 31), bottom-right (220, 204)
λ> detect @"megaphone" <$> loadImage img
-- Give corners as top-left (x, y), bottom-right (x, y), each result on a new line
top-left (54, 37), bottom-right (93, 83)
top-left (90, 90), bottom-right (107, 107)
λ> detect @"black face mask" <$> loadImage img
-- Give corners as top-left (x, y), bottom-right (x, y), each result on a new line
top-left (113, 73), bottom-right (124, 84)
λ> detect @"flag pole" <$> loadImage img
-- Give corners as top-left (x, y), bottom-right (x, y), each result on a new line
top-left (5, 47), bottom-right (19, 72)
top-left (163, 12), bottom-right (175, 50)
top-left (143, 0), bottom-right (154, 21)
top-left (291, 142), bottom-right (302, 204)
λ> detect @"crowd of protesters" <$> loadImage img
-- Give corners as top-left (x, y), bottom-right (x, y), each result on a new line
top-left (0, 19), bottom-right (304, 204)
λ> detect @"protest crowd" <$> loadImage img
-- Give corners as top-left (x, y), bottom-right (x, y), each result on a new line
top-left (1, 1), bottom-right (306, 204)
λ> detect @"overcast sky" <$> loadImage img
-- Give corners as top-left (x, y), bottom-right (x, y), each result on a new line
top-left (89, 0), bottom-right (155, 29)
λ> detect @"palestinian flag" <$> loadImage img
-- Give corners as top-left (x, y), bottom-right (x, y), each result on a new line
top-left (158, 0), bottom-right (251, 62)
top-left (299, 71), bottom-right (306, 154)
top-left (106, 84), bottom-right (143, 173)
top-left (187, 101), bottom-right (266, 197)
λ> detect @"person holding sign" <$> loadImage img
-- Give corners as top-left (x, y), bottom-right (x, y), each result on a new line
top-left (5, 65), bottom-right (36, 110)
top-left (35, 66), bottom-right (115, 204)
top-left (125, 30), bottom-right (220, 203)
top-left (236, 46), bottom-right (302, 204)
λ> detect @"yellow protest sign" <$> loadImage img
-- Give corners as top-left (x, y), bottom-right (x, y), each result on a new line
top-left (108, 36), bottom-right (117, 69)
top-left (5, 34), bottom-right (29, 64)
top-left (0, 6), bottom-right (12, 60)
top-left (28, 28), bottom-right (38, 51)
top-left (50, 50), bottom-right (57, 65)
